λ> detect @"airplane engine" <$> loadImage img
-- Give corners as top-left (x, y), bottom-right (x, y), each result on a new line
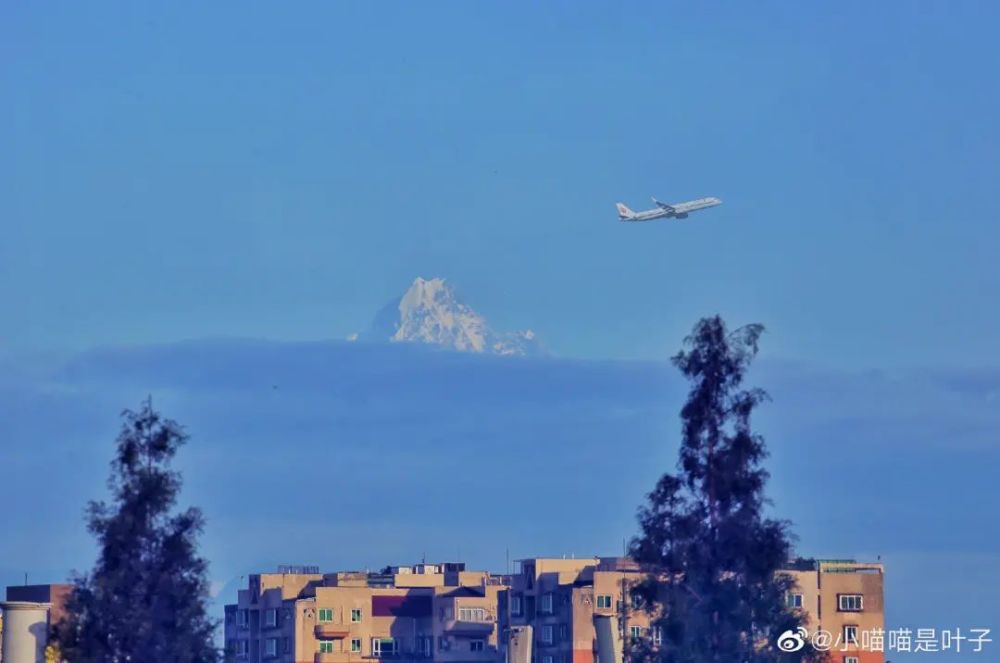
top-left (676, 213), bottom-right (688, 219)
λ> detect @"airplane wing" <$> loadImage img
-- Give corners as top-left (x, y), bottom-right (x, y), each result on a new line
top-left (651, 197), bottom-right (674, 212)
top-left (670, 197), bottom-right (722, 214)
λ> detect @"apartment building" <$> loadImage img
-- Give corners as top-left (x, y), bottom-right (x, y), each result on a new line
top-left (4, 584), bottom-right (72, 627)
top-left (225, 557), bottom-right (884, 663)
top-left (501, 557), bottom-right (885, 663)
top-left (0, 584), bottom-right (72, 663)
top-left (785, 559), bottom-right (886, 663)
top-left (501, 557), bottom-right (653, 663)
top-left (224, 563), bottom-right (508, 663)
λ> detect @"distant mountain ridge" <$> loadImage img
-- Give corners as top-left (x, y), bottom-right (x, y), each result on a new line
top-left (355, 277), bottom-right (543, 356)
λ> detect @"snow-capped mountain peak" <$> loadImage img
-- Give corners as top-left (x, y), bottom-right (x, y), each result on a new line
top-left (357, 277), bottom-right (543, 356)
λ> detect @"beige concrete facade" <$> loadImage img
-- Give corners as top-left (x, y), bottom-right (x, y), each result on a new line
top-left (786, 560), bottom-right (885, 663)
top-left (503, 558), bottom-right (653, 663)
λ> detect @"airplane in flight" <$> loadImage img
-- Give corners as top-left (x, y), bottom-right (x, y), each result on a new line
top-left (616, 195), bottom-right (722, 222)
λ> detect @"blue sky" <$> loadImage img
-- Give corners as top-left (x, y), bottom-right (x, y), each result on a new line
top-left (3, 2), bottom-right (999, 366)
top-left (2, 3), bottom-right (999, 660)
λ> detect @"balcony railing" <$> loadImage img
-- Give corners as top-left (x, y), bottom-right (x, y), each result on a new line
top-left (315, 624), bottom-right (351, 639)
top-left (443, 619), bottom-right (494, 636)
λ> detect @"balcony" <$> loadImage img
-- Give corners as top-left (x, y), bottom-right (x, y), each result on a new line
top-left (442, 619), bottom-right (494, 637)
top-left (315, 654), bottom-right (352, 663)
top-left (315, 655), bottom-right (416, 663)
top-left (315, 624), bottom-right (351, 639)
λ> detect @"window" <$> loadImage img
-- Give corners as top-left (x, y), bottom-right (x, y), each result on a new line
top-left (844, 657), bottom-right (859, 663)
top-left (630, 626), bottom-right (641, 640)
top-left (264, 608), bottom-right (278, 627)
top-left (630, 592), bottom-right (642, 610)
top-left (843, 625), bottom-right (859, 645)
top-left (541, 593), bottom-right (554, 614)
top-left (351, 608), bottom-right (363, 622)
top-left (264, 638), bottom-right (278, 657)
top-left (351, 639), bottom-right (362, 653)
top-left (372, 638), bottom-right (398, 657)
top-left (511, 595), bottom-right (523, 616)
top-left (541, 625), bottom-right (554, 645)
top-left (236, 639), bottom-right (250, 658)
top-left (838, 594), bottom-right (863, 612)
top-left (470, 640), bottom-right (485, 652)
top-left (238, 609), bottom-right (250, 628)
top-left (596, 595), bottom-right (613, 609)
top-left (651, 626), bottom-right (662, 646)
top-left (559, 624), bottom-right (569, 640)
top-left (542, 656), bottom-right (554, 663)
top-left (319, 641), bottom-right (335, 654)
top-left (419, 636), bottom-right (433, 657)
top-left (786, 593), bottom-right (803, 609)
top-left (318, 608), bottom-right (334, 622)
top-left (459, 607), bottom-right (487, 621)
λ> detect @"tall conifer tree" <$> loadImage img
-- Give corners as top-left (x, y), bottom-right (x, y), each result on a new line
top-left (58, 400), bottom-right (219, 662)
top-left (630, 317), bottom-right (821, 662)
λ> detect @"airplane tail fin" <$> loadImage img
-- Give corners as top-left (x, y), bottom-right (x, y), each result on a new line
top-left (616, 203), bottom-right (636, 219)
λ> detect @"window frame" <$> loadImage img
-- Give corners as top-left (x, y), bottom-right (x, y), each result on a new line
top-left (319, 640), bottom-right (335, 654)
top-left (838, 594), bottom-right (864, 612)
top-left (541, 592), bottom-right (554, 614)
top-left (351, 608), bottom-right (363, 623)
top-left (459, 607), bottom-right (487, 622)
top-left (318, 607), bottom-right (334, 623)
top-left (351, 638), bottom-right (362, 653)
top-left (596, 595), bottom-right (613, 610)
top-left (372, 637), bottom-right (398, 657)
top-left (843, 625), bottom-right (859, 645)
